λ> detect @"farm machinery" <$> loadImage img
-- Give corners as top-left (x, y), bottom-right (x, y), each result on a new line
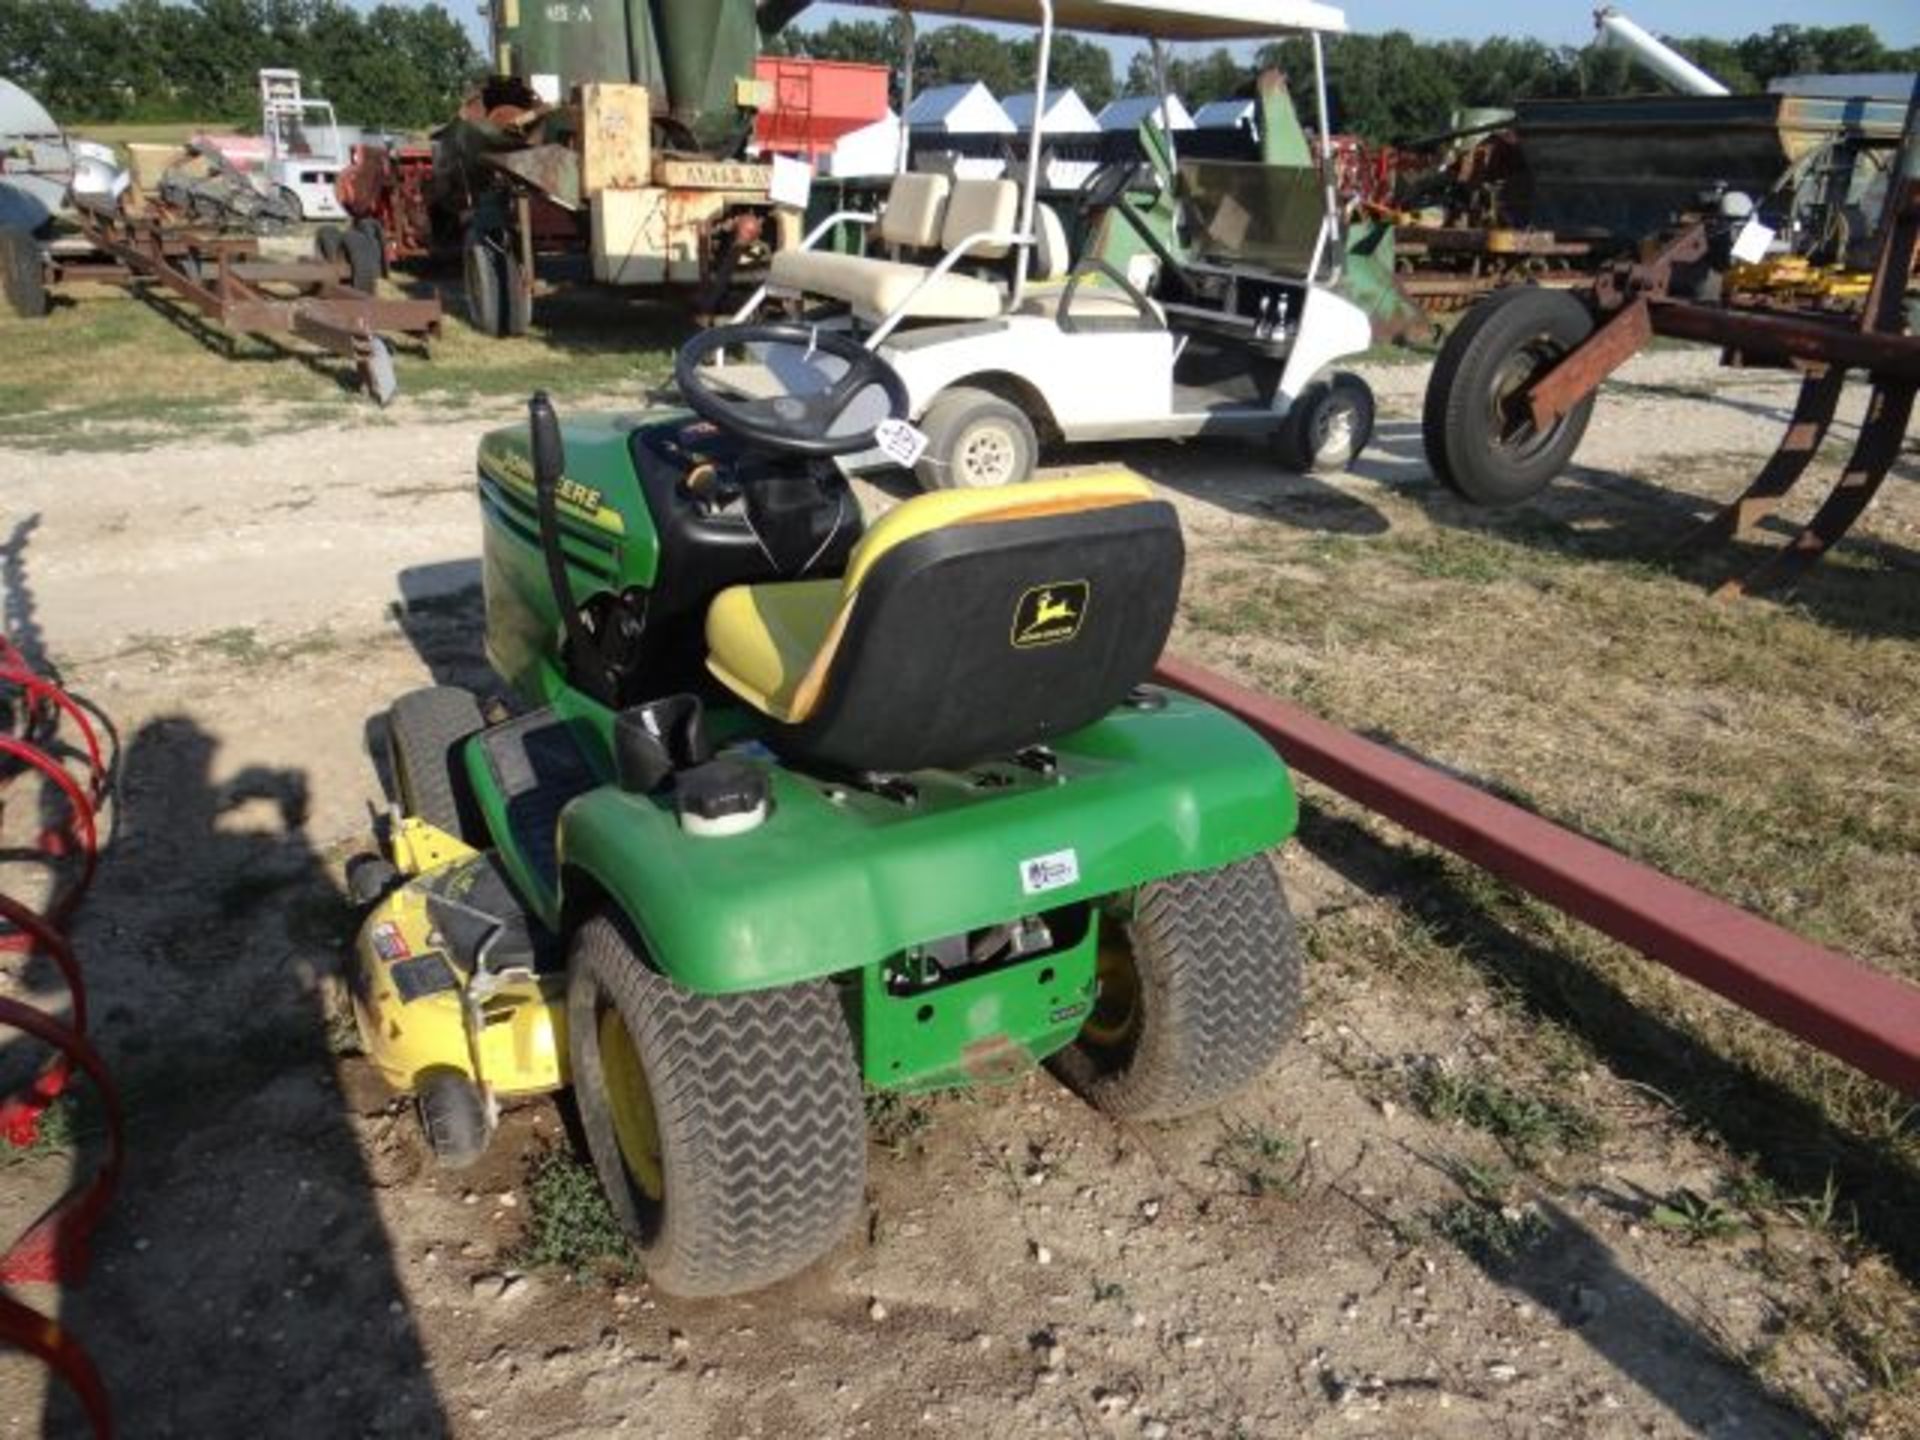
top-left (412, 0), bottom-right (830, 334)
top-left (1422, 77), bottom-right (1920, 594)
top-left (349, 320), bottom-right (1307, 1294)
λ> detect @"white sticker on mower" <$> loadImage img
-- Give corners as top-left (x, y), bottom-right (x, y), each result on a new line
top-left (874, 418), bottom-right (929, 469)
top-left (1020, 848), bottom-right (1080, 896)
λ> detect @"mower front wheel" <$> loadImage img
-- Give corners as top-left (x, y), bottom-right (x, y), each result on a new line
top-left (1051, 856), bottom-right (1304, 1120)
top-left (418, 1069), bottom-right (490, 1169)
top-left (567, 913), bottom-right (867, 1296)
top-left (385, 686), bottom-right (484, 841)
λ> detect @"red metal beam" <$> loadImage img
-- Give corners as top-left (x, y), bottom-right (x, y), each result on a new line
top-left (1154, 653), bottom-right (1920, 1096)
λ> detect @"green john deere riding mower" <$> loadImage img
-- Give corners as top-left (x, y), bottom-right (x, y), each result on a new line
top-left (349, 322), bottom-right (1306, 1296)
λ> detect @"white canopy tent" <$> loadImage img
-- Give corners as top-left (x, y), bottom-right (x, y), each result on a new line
top-left (1097, 94), bottom-right (1196, 132)
top-left (1003, 87), bottom-right (1101, 134)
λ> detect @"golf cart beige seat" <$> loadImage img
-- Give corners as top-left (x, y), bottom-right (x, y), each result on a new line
top-left (768, 173), bottom-right (1020, 324)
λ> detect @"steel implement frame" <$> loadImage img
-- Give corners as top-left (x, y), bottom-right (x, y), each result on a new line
top-left (1154, 653), bottom-right (1920, 1096)
top-left (70, 210), bottom-right (441, 401)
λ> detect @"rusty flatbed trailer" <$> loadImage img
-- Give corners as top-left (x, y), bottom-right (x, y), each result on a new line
top-left (57, 209), bottom-right (442, 404)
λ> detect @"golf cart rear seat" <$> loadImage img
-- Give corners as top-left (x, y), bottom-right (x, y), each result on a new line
top-left (769, 173), bottom-right (1021, 324)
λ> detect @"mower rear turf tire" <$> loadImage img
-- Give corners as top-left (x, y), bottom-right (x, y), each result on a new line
top-left (385, 686), bottom-right (484, 841)
top-left (343, 226), bottom-right (381, 294)
top-left (1275, 371), bottom-right (1375, 474)
top-left (1050, 856), bottom-right (1303, 1121)
top-left (568, 913), bottom-right (866, 1297)
top-left (1421, 286), bottom-right (1596, 506)
top-left (418, 1069), bottom-right (490, 1169)
top-left (914, 386), bottom-right (1037, 490)
top-left (0, 226), bottom-right (47, 319)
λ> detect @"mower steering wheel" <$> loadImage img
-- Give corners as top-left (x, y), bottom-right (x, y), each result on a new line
top-left (675, 323), bottom-right (910, 458)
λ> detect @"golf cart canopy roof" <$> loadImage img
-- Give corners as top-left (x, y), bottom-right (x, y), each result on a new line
top-left (829, 0), bottom-right (1346, 40)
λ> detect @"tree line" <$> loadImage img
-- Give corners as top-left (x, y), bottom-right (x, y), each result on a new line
top-left (771, 19), bottom-right (1920, 143)
top-left (0, 0), bottom-right (476, 130)
top-left (3, 2), bottom-right (1913, 144)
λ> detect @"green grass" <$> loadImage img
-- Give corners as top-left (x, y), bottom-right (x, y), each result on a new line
top-left (517, 1149), bottom-right (635, 1278)
top-left (1411, 1063), bottom-right (1604, 1163)
top-left (0, 272), bottom-right (682, 451)
top-left (1427, 1158), bottom-right (1549, 1264)
top-left (1210, 1119), bottom-right (1300, 1197)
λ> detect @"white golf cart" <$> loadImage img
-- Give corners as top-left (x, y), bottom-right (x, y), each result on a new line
top-left (721, 0), bottom-right (1375, 489)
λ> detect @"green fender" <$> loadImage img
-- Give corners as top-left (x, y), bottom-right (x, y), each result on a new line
top-left (555, 693), bottom-right (1298, 994)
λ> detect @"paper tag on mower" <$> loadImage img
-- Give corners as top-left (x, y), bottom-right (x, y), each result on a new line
top-left (1020, 848), bottom-right (1080, 897)
top-left (873, 418), bottom-right (929, 469)
top-left (1730, 217), bottom-right (1776, 265)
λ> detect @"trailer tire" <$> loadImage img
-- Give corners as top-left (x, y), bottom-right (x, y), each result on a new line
top-left (0, 226), bottom-right (47, 319)
top-left (1050, 857), bottom-right (1304, 1121)
top-left (1422, 286), bottom-right (1596, 507)
top-left (914, 386), bottom-right (1037, 490)
top-left (1275, 371), bottom-right (1375, 474)
top-left (568, 913), bottom-right (866, 1296)
top-left (343, 227), bottom-right (382, 295)
top-left (463, 228), bottom-right (506, 338)
top-left (501, 244), bottom-right (532, 337)
top-left (385, 686), bottom-right (485, 842)
top-left (353, 217), bottom-right (389, 277)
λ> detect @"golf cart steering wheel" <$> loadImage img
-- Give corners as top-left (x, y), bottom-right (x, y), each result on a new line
top-left (676, 323), bottom-right (910, 458)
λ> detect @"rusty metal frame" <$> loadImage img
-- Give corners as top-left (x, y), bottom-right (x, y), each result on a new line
top-left (69, 210), bottom-right (442, 402)
top-left (1154, 654), bottom-right (1920, 1096)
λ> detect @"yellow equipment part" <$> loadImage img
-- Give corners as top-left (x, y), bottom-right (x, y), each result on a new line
top-left (350, 815), bottom-right (568, 1100)
top-left (1726, 255), bottom-right (1873, 305)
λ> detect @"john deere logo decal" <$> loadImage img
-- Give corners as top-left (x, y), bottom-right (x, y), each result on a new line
top-left (1012, 580), bottom-right (1089, 648)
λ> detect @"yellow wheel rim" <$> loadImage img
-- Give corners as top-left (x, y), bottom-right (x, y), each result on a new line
top-left (1081, 929), bottom-right (1142, 1051)
top-left (598, 1007), bottom-right (663, 1202)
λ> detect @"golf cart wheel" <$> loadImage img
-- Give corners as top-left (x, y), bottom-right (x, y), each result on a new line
top-left (0, 226), bottom-right (47, 319)
top-left (1421, 287), bottom-right (1596, 506)
top-left (418, 1069), bottom-right (490, 1169)
top-left (463, 227), bottom-right (506, 338)
top-left (1276, 371), bottom-right (1375, 474)
top-left (314, 225), bottom-right (346, 264)
top-left (343, 227), bottom-right (382, 294)
top-left (914, 386), bottom-right (1038, 490)
top-left (568, 913), bottom-right (867, 1296)
top-left (385, 686), bottom-right (485, 841)
top-left (1050, 856), bottom-right (1304, 1121)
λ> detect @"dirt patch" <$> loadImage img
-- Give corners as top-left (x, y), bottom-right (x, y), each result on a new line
top-left (2, 346), bottom-right (1916, 1437)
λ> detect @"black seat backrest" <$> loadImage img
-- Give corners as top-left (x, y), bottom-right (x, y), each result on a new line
top-left (789, 501), bottom-right (1184, 774)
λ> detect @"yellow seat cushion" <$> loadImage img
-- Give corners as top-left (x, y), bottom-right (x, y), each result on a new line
top-left (705, 468), bottom-right (1158, 722)
top-left (843, 470), bottom-right (1154, 592)
top-left (704, 579), bottom-right (844, 722)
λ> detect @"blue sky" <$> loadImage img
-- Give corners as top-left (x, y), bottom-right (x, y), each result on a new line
top-left (411, 2), bottom-right (1919, 54)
